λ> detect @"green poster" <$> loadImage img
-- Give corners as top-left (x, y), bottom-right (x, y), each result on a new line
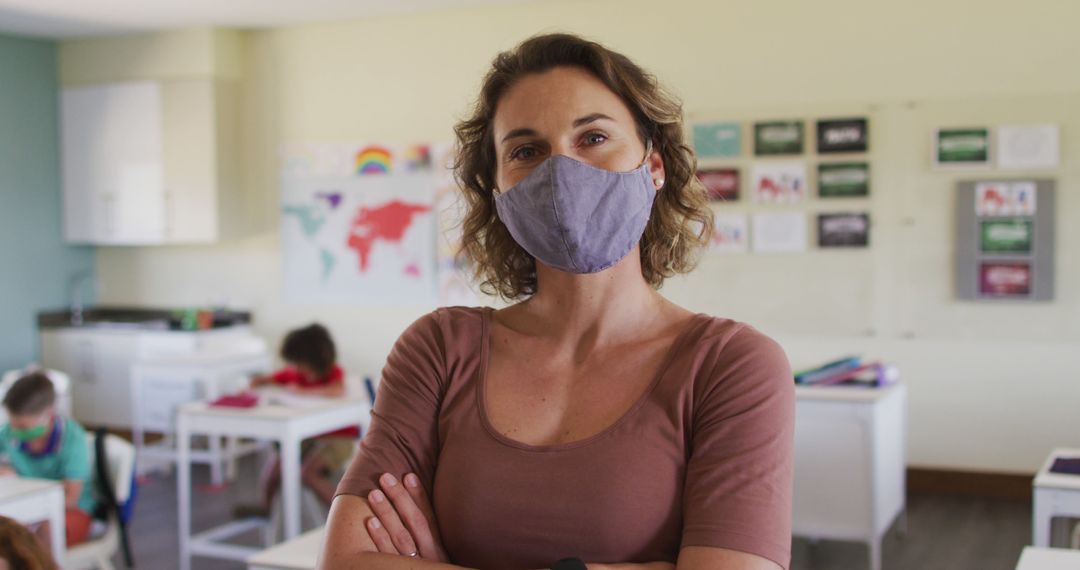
top-left (754, 121), bottom-right (803, 155)
top-left (693, 122), bottom-right (741, 157)
top-left (818, 162), bottom-right (869, 197)
top-left (979, 219), bottom-right (1032, 253)
top-left (936, 128), bottom-right (990, 165)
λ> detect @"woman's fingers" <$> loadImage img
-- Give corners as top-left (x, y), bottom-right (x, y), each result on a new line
top-left (367, 487), bottom-right (418, 556)
top-left (366, 516), bottom-right (398, 553)
top-left (403, 473), bottom-right (442, 540)
top-left (379, 473), bottom-right (438, 558)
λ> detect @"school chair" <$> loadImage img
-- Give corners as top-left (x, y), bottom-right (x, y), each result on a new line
top-left (65, 431), bottom-right (136, 570)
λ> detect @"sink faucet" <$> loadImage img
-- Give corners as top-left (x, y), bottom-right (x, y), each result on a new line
top-left (69, 270), bottom-right (94, 326)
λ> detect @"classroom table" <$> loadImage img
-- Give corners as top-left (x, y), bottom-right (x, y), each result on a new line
top-left (793, 382), bottom-right (907, 570)
top-left (176, 394), bottom-right (370, 570)
top-left (0, 475), bottom-right (67, 562)
top-left (1015, 546), bottom-right (1080, 570)
top-left (247, 526), bottom-right (324, 570)
top-left (1032, 448), bottom-right (1080, 547)
top-left (131, 348), bottom-right (272, 483)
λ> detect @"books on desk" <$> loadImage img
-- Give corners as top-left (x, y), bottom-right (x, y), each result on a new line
top-left (1050, 458), bottom-right (1080, 476)
top-left (794, 357), bottom-right (899, 388)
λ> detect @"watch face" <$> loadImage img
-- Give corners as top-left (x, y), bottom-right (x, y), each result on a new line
top-left (552, 558), bottom-right (588, 570)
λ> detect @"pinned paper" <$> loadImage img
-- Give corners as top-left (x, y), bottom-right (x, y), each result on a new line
top-left (752, 212), bottom-right (807, 253)
top-left (975, 181), bottom-right (1036, 217)
top-left (752, 162), bottom-right (806, 203)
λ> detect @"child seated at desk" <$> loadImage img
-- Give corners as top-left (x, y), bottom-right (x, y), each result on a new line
top-left (234, 323), bottom-right (358, 518)
top-left (0, 372), bottom-right (96, 548)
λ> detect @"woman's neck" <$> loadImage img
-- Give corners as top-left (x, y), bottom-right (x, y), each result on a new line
top-left (518, 249), bottom-right (667, 350)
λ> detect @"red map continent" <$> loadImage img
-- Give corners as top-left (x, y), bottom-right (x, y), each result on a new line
top-left (346, 200), bottom-right (432, 273)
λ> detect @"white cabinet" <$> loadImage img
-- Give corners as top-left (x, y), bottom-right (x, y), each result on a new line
top-left (793, 383), bottom-right (907, 570)
top-left (39, 326), bottom-right (257, 429)
top-left (59, 79), bottom-right (239, 245)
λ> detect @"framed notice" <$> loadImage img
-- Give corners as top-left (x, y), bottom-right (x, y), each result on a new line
top-left (693, 122), bottom-right (741, 158)
top-left (818, 213), bottom-right (869, 248)
top-left (979, 219), bottom-right (1032, 254)
top-left (818, 162), bottom-right (869, 198)
top-left (816, 118), bottom-right (868, 153)
top-left (697, 168), bottom-right (739, 201)
top-left (754, 121), bottom-right (804, 155)
top-left (978, 262), bottom-right (1031, 298)
top-left (934, 128), bottom-right (991, 168)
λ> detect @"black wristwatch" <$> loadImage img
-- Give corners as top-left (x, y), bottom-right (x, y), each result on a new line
top-left (551, 558), bottom-right (588, 570)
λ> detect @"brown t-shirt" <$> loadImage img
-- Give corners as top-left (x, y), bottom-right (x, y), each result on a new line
top-left (336, 306), bottom-right (794, 569)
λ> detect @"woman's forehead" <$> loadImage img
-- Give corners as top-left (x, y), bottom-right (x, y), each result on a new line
top-left (493, 67), bottom-right (634, 137)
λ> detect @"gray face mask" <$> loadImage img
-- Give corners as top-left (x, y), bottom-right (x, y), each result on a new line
top-left (494, 147), bottom-right (657, 274)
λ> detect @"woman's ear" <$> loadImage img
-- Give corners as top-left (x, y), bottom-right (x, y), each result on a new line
top-left (647, 143), bottom-right (666, 190)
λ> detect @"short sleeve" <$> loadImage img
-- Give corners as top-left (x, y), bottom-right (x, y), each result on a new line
top-left (335, 310), bottom-right (447, 499)
top-left (60, 420), bottom-right (91, 482)
top-left (271, 368), bottom-right (299, 385)
top-left (681, 325), bottom-right (795, 569)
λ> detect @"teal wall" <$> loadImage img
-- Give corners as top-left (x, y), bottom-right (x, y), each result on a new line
top-left (0, 33), bottom-right (95, 371)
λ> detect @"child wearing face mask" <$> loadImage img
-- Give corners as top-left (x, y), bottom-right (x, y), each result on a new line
top-left (233, 323), bottom-right (358, 519)
top-left (0, 372), bottom-right (96, 547)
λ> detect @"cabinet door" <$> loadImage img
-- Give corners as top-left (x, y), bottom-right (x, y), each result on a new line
top-left (40, 330), bottom-right (98, 425)
top-left (88, 333), bottom-right (140, 429)
top-left (60, 82), bottom-right (166, 244)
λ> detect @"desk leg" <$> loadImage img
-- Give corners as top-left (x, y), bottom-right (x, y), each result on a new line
top-left (209, 434), bottom-right (224, 485)
top-left (177, 414), bottom-right (192, 570)
top-left (869, 536), bottom-right (881, 570)
top-left (1033, 488), bottom-right (1051, 547)
top-left (281, 433), bottom-right (302, 540)
top-left (47, 486), bottom-right (66, 564)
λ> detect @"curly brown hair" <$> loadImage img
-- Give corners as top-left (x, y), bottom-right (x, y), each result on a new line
top-left (453, 33), bottom-right (713, 300)
top-left (0, 515), bottom-right (58, 570)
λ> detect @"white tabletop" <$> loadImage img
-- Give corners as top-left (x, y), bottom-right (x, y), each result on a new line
top-left (795, 381), bottom-right (905, 403)
top-left (1033, 448), bottom-right (1080, 491)
top-left (247, 527), bottom-right (324, 570)
top-left (1015, 546), bottom-right (1080, 570)
top-left (179, 393), bottom-right (368, 421)
top-left (0, 475), bottom-right (61, 502)
top-left (0, 475), bottom-right (67, 562)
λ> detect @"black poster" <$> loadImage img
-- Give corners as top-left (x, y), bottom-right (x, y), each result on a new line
top-left (816, 118), bottom-right (868, 153)
top-left (818, 213), bottom-right (870, 247)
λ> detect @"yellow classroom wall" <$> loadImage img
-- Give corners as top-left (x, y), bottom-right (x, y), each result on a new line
top-left (59, 0), bottom-right (1080, 473)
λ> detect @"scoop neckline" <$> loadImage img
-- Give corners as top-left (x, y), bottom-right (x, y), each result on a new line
top-left (475, 305), bottom-right (705, 452)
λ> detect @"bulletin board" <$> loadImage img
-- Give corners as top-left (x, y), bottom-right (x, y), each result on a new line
top-left (677, 92), bottom-right (1077, 343)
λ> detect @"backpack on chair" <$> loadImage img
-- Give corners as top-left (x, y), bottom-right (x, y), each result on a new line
top-left (92, 427), bottom-right (136, 568)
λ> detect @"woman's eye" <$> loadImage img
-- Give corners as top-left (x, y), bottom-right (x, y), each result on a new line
top-left (583, 132), bottom-right (608, 145)
top-left (509, 146), bottom-right (538, 161)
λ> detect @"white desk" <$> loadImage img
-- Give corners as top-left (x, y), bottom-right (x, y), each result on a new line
top-left (132, 349), bottom-right (272, 483)
top-left (1015, 546), bottom-right (1080, 570)
top-left (0, 476), bottom-right (67, 562)
top-left (793, 383), bottom-right (907, 570)
top-left (247, 526), bottom-right (324, 570)
top-left (177, 395), bottom-right (370, 570)
top-left (1032, 448), bottom-right (1080, 547)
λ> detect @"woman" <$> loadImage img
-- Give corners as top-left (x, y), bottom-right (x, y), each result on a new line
top-left (319, 33), bottom-right (793, 570)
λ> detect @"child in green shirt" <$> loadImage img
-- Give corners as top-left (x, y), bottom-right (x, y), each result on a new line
top-left (0, 372), bottom-right (96, 546)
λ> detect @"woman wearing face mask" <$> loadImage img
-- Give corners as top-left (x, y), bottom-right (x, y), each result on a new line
top-left (318, 33), bottom-right (793, 570)
top-left (0, 372), bottom-right (97, 548)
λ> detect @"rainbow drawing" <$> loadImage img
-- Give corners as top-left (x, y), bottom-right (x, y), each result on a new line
top-left (355, 146), bottom-right (393, 175)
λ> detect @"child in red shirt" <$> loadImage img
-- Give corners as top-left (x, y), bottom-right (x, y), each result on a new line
top-left (235, 324), bottom-right (357, 518)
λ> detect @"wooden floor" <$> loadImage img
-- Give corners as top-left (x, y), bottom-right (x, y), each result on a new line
top-left (113, 460), bottom-right (1037, 570)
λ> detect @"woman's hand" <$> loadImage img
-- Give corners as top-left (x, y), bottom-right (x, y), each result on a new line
top-left (365, 472), bottom-right (449, 562)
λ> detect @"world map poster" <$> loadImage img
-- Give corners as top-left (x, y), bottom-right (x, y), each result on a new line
top-left (280, 143), bottom-right (473, 304)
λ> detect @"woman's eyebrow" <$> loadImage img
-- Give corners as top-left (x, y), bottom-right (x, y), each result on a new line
top-left (500, 128), bottom-right (538, 144)
top-left (573, 113), bottom-right (615, 127)
top-left (499, 113), bottom-right (615, 144)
